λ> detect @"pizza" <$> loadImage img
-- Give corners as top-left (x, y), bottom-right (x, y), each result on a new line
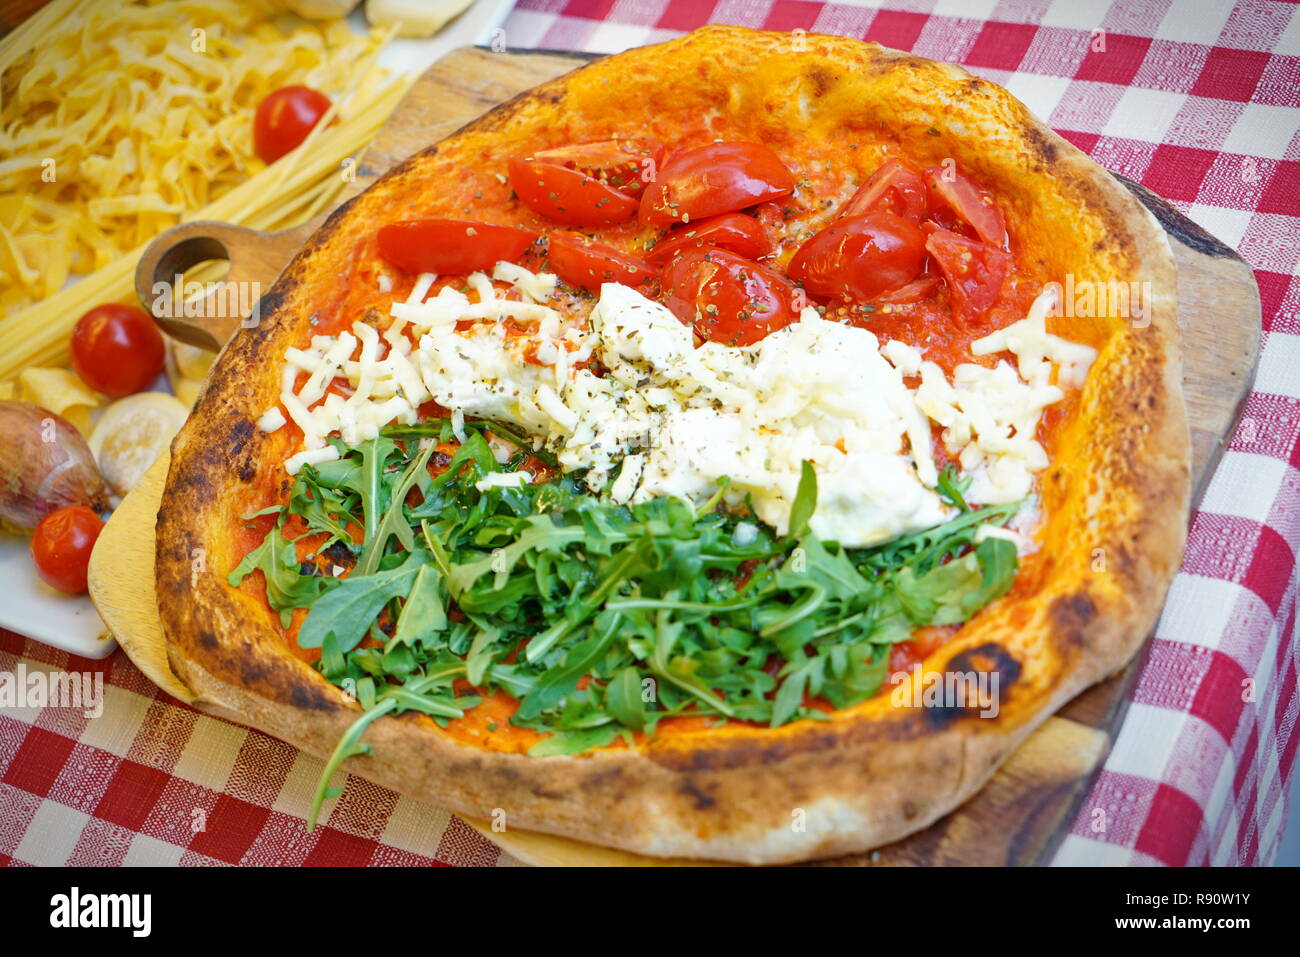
top-left (155, 25), bottom-right (1190, 864)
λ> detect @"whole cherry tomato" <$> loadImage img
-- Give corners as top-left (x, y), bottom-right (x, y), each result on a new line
top-left (639, 143), bottom-right (795, 228)
top-left (376, 220), bottom-right (538, 276)
top-left (70, 303), bottom-right (165, 398)
top-left (647, 212), bottom-right (770, 264)
top-left (661, 248), bottom-right (801, 346)
top-left (787, 211), bottom-right (927, 302)
top-left (30, 505), bottom-right (104, 595)
top-left (253, 86), bottom-right (331, 163)
top-left (547, 233), bottom-right (658, 293)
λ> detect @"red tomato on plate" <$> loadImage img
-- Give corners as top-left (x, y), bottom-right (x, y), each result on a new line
top-left (787, 211), bottom-right (927, 302)
top-left (661, 248), bottom-right (800, 346)
top-left (647, 212), bottom-right (769, 264)
top-left (639, 143), bottom-right (795, 228)
top-left (253, 86), bottom-right (331, 163)
top-left (925, 228), bottom-right (1011, 326)
top-left (31, 505), bottom-right (104, 595)
top-left (70, 303), bottom-right (165, 398)
top-left (376, 220), bottom-right (538, 276)
top-left (547, 233), bottom-right (658, 293)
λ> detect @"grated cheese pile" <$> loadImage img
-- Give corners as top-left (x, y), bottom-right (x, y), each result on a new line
top-left (0, 0), bottom-right (384, 316)
top-left (260, 269), bottom-right (1097, 549)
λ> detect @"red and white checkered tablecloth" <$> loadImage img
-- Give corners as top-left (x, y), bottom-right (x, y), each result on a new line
top-left (2, 0), bottom-right (1297, 867)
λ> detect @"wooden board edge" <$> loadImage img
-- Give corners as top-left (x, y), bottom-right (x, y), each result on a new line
top-left (87, 452), bottom-right (196, 704)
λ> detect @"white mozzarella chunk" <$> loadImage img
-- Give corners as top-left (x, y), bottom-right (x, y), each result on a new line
top-left (297, 332), bottom-right (355, 407)
top-left (556, 371), bottom-right (659, 488)
top-left (793, 451), bottom-right (948, 546)
top-left (636, 406), bottom-right (747, 507)
top-left (407, 272), bottom-right (437, 304)
top-left (593, 306), bottom-right (951, 546)
top-left (256, 407), bottom-right (286, 433)
top-left (414, 323), bottom-right (552, 433)
top-left (535, 383), bottom-right (578, 432)
top-left (285, 445), bottom-right (339, 476)
top-left (609, 453), bottom-right (645, 504)
top-left (590, 283), bottom-right (696, 387)
top-left (466, 271), bottom-right (495, 305)
top-left (493, 261), bottom-right (558, 303)
top-left (916, 356), bottom-right (1064, 505)
top-left (474, 470), bottom-right (532, 492)
top-left (882, 339), bottom-right (923, 377)
top-left (971, 286), bottom-right (1098, 389)
top-left (281, 388), bottom-right (323, 449)
top-left (461, 299), bottom-right (562, 323)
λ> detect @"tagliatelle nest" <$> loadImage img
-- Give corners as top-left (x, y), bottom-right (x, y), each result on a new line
top-left (0, 0), bottom-right (383, 316)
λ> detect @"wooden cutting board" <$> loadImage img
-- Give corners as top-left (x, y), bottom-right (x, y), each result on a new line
top-left (102, 47), bottom-right (1261, 867)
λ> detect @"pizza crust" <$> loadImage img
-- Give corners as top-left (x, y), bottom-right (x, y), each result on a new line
top-left (155, 25), bottom-right (1189, 864)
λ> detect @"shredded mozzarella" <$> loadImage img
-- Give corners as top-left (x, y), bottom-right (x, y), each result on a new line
top-left (256, 407), bottom-right (286, 433)
top-left (260, 279), bottom-right (1093, 547)
top-left (285, 445), bottom-right (339, 476)
top-left (474, 470), bottom-right (532, 492)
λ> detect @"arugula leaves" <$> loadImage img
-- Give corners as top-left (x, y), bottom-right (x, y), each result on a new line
top-left (237, 421), bottom-right (1023, 827)
top-left (297, 551), bottom-right (425, 653)
top-left (227, 515), bottom-right (330, 627)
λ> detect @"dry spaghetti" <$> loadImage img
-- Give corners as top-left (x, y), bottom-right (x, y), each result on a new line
top-left (0, 0), bottom-right (415, 381)
top-left (0, 0), bottom-right (387, 316)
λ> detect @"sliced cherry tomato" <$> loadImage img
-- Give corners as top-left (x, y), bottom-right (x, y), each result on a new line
top-left (30, 505), bottom-right (104, 595)
top-left (639, 143), bottom-right (796, 229)
top-left (923, 166), bottom-right (1008, 247)
top-left (874, 276), bottom-right (941, 304)
top-left (377, 220), bottom-right (538, 276)
top-left (548, 232), bottom-right (658, 293)
top-left (254, 85), bottom-right (331, 164)
top-left (754, 201), bottom-right (787, 235)
top-left (508, 157), bottom-right (639, 227)
top-left (787, 211), bottom-right (927, 303)
top-left (661, 248), bottom-right (800, 346)
top-left (647, 212), bottom-right (769, 265)
top-left (925, 228), bottom-right (1011, 326)
top-left (70, 303), bottom-right (165, 398)
top-left (842, 159), bottom-right (928, 222)
top-left (527, 139), bottom-right (663, 197)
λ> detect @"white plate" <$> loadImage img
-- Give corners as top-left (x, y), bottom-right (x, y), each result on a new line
top-left (0, 535), bottom-right (117, 659)
top-left (353, 0), bottom-right (515, 73)
top-left (1, 0), bottom-right (517, 659)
